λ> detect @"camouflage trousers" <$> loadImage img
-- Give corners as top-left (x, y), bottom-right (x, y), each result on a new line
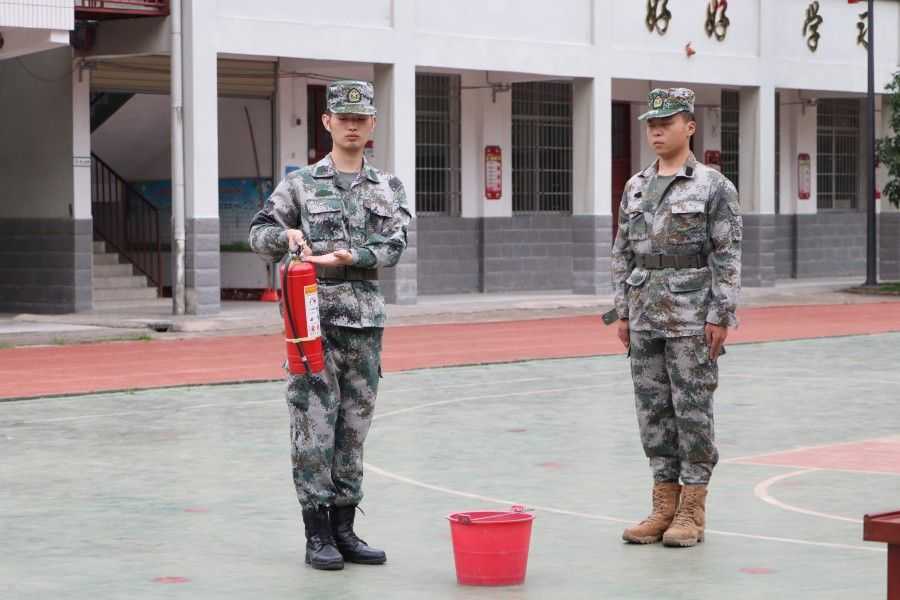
top-left (629, 331), bottom-right (719, 485)
top-left (286, 325), bottom-right (383, 509)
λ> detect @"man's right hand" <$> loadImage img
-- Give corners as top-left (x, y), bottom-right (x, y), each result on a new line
top-left (617, 318), bottom-right (630, 351)
top-left (285, 229), bottom-right (311, 256)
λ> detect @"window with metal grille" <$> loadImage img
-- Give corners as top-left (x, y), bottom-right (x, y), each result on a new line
top-left (415, 73), bottom-right (461, 215)
top-left (721, 90), bottom-right (740, 191)
top-left (512, 81), bottom-right (573, 213)
top-left (817, 98), bottom-right (860, 210)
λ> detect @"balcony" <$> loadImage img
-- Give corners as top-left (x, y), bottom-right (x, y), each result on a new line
top-left (75, 0), bottom-right (168, 20)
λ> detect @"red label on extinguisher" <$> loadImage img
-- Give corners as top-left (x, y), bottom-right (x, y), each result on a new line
top-left (485, 145), bottom-right (502, 200)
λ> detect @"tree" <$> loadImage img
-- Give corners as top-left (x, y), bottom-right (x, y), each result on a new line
top-left (877, 71), bottom-right (900, 209)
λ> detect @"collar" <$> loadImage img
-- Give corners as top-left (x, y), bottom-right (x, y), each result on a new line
top-left (312, 154), bottom-right (381, 184)
top-left (638, 152), bottom-right (698, 179)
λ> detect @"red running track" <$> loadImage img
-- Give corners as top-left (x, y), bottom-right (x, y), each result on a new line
top-left (2, 302), bottom-right (900, 400)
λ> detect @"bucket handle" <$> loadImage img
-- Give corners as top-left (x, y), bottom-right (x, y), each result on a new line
top-left (456, 505), bottom-right (531, 524)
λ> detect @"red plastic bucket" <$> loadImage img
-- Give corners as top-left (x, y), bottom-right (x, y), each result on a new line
top-left (447, 507), bottom-right (535, 586)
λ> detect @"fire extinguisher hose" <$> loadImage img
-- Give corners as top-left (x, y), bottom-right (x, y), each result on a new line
top-left (281, 253), bottom-right (311, 376)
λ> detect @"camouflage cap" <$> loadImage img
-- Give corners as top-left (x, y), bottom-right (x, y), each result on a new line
top-left (638, 87), bottom-right (695, 121)
top-left (326, 80), bottom-right (376, 116)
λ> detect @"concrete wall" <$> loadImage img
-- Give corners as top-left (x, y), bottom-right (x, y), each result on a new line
top-left (482, 215), bottom-right (574, 292)
top-left (742, 215), bottom-right (777, 287)
top-left (0, 218), bottom-right (92, 313)
top-left (0, 48), bottom-right (75, 219)
top-left (0, 0), bottom-right (72, 60)
top-left (880, 214), bottom-right (900, 282)
top-left (0, 48), bottom-right (93, 313)
top-left (417, 217), bottom-right (482, 294)
top-left (775, 213), bottom-right (868, 279)
top-left (92, 95), bottom-right (273, 181)
top-left (775, 215), bottom-right (796, 280)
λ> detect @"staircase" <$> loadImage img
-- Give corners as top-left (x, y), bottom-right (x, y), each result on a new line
top-left (92, 240), bottom-right (160, 309)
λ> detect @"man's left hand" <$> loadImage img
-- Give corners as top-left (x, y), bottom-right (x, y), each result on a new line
top-left (302, 249), bottom-right (354, 267)
top-left (705, 323), bottom-right (728, 361)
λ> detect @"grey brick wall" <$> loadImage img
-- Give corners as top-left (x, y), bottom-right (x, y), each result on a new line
top-left (741, 215), bottom-right (777, 287)
top-left (795, 212), bottom-right (866, 277)
top-left (572, 215), bottom-right (613, 294)
top-left (482, 215), bottom-right (574, 292)
top-left (880, 213), bottom-right (900, 281)
top-left (775, 215), bottom-right (797, 280)
top-left (417, 216), bottom-right (481, 294)
top-left (185, 218), bottom-right (221, 314)
top-left (0, 218), bottom-right (92, 314)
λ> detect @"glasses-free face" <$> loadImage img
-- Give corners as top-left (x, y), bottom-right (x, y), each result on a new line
top-left (322, 113), bottom-right (376, 152)
top-left (645, 114), bottom-right (695, 158)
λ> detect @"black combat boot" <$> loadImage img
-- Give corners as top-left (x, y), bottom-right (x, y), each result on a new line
top-left (330, 505), bottom-right (387, 565)
top-left (302, 507), bottom-right (344, 570)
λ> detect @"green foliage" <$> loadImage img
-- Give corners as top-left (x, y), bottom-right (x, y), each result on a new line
top-left (877, 71), bottom-right (900, 209)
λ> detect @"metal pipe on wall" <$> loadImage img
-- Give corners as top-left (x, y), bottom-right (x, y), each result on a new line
top-left (171, 0), bottom-right (185, 314)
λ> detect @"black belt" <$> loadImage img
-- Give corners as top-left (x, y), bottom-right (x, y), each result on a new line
top-left (635, 254), bottom-right (706, 270)
top-left (316, 266), bottom-right (379, 281)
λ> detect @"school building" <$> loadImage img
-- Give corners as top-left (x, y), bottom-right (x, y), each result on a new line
top-left (1, 0), bottom-right (899, 314)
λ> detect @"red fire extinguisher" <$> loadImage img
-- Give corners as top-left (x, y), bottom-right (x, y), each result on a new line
top-left (280, 254), bottom-right (325, 375)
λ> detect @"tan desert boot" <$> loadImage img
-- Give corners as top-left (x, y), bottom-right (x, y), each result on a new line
top-left (622, 482), bottom-right (682, 544)
top-left (662, 484), bottom-right (708, 547)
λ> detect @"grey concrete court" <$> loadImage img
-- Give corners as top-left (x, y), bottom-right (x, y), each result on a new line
top-left (3, 334), bottom-right (899, 599)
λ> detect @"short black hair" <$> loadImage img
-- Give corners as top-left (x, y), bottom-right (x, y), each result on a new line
top-left (679, 111), bottom-right (696, 123)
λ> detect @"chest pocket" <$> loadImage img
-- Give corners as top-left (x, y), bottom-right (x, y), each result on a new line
top-left (364, 196), bottom-right (394, 236)
top-left (306, 197), bottom-right (345, 241)
top-left (668, 199), bottom-right (707, 245)
top-left (624, 200), bottom-right (648, 241)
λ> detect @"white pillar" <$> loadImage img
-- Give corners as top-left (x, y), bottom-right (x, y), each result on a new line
top-left (276, 59), bottom-right (308, 177)
top-left (374, 61), bottom-right (417, 304)
top-left (572, 76), bottom-right (613, 294)
top-left (572, 76), bottom-right (612, 216)
top-left (739, 85), bottom-right (777, 215)
top-left (739, 85), bottom-right (778, 286)
top-left (72, 62), bottom-right (92, 221)
top-left (182, 0), bottom-right (220, 314)
top-left (796, 100), bottom-right (818, 216)
top-left (459, 72), bottom-right (485, 219)
top-left (481, 87), bottom-right (513, 218)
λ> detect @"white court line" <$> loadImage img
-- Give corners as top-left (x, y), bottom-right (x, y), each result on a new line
top-left (363, 462), bottom-right (882, 554)
top-left (753, 469), bottom-right (863, 524)
top-left (0, 398), bottom-right (281, 425)
top-left (374, 382), bottom-right (615, 421)
top-left (364, 378), bottom-right (887, 555)
top-left (0, 380), bottom-right (616, 427)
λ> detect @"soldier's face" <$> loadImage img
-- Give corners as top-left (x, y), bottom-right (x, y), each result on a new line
top-left (323, 113), bottom-right (376, 152)
top-left (646, 114), bottom-right (695, 158)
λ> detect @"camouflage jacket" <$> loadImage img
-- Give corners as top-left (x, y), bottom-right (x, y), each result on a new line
top-left (610, 154), bottom-right (742, 337)
top-left (248, 154), bottom-right (412, 328)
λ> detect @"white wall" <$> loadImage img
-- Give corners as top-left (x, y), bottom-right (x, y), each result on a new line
top-left (0, 0), bottom-right (73, 29)
top-left (92, 95), bottom-right (273, 182)
top-left (0, 47), bottom-right (75, 219)
top-left (416, 0), bottom-right (592, 45)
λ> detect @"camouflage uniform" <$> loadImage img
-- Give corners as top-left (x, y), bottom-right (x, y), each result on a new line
top-left (248, 81), bottom-right (412, 509)
top-left (611, 88), bottom-right (742, 485)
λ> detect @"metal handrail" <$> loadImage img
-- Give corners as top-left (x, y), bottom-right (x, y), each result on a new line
top-left (91, 153), bottom-right (163, 295)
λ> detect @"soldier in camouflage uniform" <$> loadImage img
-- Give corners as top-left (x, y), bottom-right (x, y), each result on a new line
top-left (249, 80), bottom-right (412, 570)
top-left (610, 88), bottom-right (742, 548)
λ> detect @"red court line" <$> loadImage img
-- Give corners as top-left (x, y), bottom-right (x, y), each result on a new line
top-left (2, 301), bottom-right (900, 400)
top-left (734, 439), bottom-right (900, 475)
